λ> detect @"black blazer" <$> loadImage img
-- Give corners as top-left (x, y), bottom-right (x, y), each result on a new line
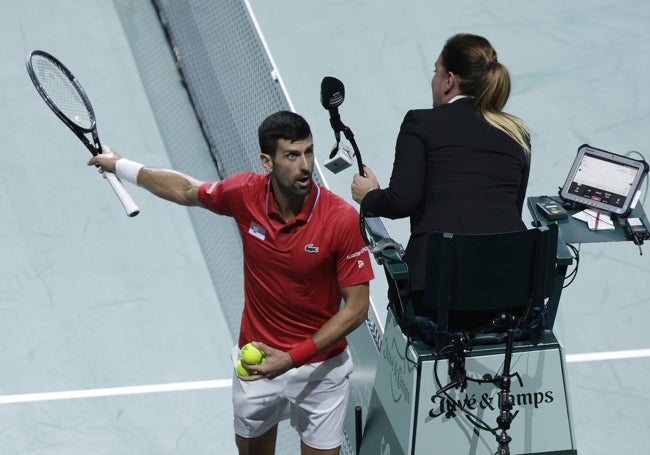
top-left (362, 98), bottom-right (530, 293)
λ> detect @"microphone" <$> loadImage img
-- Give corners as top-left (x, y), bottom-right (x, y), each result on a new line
top-left (319, 76), bottom-right (365, 176)
top-left (320, 76), bottom-right (346, 141)
top-left (321, 76), bottom-right (353, 173)
top-left (320, 76), bottom-right (345, 109)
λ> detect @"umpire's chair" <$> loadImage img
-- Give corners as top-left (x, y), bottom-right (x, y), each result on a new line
top-left (366, 224), bottom-right (558, 455)
top-left (385, 224), bottom-right (558, 454)
top-left (359, 217), bottom-right (577, 454)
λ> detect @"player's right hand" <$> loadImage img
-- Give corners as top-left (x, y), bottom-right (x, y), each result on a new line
top-left (88, 145), bottom-right (121, 174)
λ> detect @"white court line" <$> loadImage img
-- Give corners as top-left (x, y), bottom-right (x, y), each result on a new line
top-left (0, 379), bottom-right (232, 405)
top-left (2, 349), bottom-right (649, 405)
top-left (565, 348), bottom-right (650, 363)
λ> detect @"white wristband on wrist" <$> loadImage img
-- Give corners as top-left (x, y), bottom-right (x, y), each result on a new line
top-left (115, 158), bottom-right (144, 186)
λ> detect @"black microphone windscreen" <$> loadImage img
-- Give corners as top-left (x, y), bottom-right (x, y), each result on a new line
top-left (320, 76), bottom-right (345, 109)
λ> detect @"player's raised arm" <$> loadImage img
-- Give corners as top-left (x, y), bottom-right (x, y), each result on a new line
top-left (88, 145), bottom-right (204, 207)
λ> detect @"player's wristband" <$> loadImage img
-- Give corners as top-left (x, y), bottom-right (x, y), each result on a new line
top-left (288, 338), bottom-right (319, 368)
top-left (115, 158), bottom-right (144, 186)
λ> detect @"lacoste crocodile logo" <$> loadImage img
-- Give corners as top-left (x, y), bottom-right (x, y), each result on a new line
top-left (304, 244), bottom-right (319, 253)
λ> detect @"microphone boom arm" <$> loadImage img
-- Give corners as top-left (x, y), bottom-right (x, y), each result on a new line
top-left (339, 123), bottom-right (365, 177)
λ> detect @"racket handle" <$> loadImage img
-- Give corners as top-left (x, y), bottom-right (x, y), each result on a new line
top-left (104, 172), bottom-right (140, 217)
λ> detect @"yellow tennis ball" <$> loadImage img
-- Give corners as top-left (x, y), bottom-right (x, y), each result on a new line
top-left (240, 343), bottom-right (265, 365)
top-left (236, 360), bottom-right (251, 377)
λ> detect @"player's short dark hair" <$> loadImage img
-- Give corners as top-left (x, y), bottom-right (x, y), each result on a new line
top-left (258, 111), bottom-right (311, 156)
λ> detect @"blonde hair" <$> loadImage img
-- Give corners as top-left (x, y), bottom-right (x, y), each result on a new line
top-left (441, 33), bottom-right (531, 155)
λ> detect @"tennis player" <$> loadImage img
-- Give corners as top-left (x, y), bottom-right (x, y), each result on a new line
top-left (89, 111), bottom-right (374, 455)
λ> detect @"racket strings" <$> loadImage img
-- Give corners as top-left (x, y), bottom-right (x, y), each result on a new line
top-left (30, 55), bottom-right (94, 130)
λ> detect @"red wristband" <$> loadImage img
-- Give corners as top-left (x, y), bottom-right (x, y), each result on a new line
top-left (288, 338), bottom-right (319, 367)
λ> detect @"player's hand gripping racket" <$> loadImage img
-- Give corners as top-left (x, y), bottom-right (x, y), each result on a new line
top-left (26, 50), bottom-right (140, 217)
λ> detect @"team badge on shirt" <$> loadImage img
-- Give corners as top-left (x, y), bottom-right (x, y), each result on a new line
top-left (248, 222), bottom-right (266, 240)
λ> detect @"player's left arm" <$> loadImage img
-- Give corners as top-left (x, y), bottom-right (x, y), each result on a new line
top-left (243, 283), bottom-right (370, 381)
top-left (311, 283), bottom-right (370, 351)
top-left (305, 205), bottom-right (372, 352)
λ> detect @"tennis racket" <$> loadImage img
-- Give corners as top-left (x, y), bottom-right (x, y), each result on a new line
top-left (26, 50), bottom-right (140, 217)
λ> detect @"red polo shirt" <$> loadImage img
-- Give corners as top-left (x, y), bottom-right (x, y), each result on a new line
top-left (198, 172), bottom-right (374, 362)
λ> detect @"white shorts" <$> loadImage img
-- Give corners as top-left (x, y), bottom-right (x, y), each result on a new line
top-left (231, 345), bottom-right (353, 450)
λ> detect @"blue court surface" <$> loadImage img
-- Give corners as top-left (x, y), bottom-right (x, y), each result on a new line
top-left (1, 1), bottom-right (649, 454)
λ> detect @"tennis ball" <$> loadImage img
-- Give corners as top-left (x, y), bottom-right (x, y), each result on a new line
top-left (236, 360), bottom-right (251, 377)
top-left (240, 343), bottom-right (265, 365)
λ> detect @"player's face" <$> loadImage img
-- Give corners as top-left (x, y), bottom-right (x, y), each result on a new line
top-left (265, 136), bottom-right (315, 200)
